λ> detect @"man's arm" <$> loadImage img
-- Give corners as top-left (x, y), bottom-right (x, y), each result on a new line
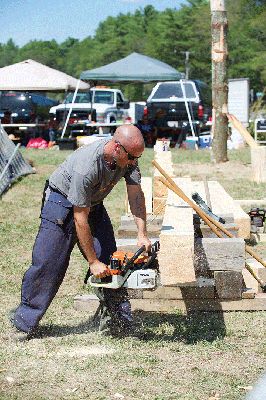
top-left (73, 206), bottom-right (109, 277)
top-left (126, 184), bottom-right (151, 252)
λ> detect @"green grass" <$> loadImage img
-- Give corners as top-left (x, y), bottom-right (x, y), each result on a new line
top-left (1, 146), bottom-right (266, 400)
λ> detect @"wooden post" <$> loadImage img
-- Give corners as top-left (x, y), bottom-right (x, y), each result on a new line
top-left (227, 114), bottom-right (258, 148)
top-left (251, 147), bottom-right (266, 183)
top-left (211, 0), bottom-right (229, 162)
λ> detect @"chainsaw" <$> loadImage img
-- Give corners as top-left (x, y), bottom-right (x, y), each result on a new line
top-left (86, 241), bottom-right (160, 289)
top-left (248, 208), bottom-right (266, 233)
top-left (192, 192), bottom-right (226, 224)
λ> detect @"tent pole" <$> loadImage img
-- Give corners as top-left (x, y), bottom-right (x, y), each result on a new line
top-left (61, 79), bottom-right (81, 139)
top-left (180, 79), bottom-right (198, 149)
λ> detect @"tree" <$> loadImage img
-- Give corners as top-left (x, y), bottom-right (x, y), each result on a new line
top-left (18, 40), bottom-right (61, 69)
top-left (211, 0), bottom-right (229, 163)
top-left (0, 39), bottom-right (18, 67)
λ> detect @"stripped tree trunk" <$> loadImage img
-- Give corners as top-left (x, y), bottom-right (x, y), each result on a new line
top-left (211, 0), bottom-right (228, 162)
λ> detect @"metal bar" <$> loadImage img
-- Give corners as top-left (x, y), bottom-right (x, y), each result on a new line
top-left (61, 79), bottom-right (81, 138)
top-left (180, 79), bottom-right (197, 142)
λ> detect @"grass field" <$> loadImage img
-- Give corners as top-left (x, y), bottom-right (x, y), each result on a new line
top-left (0, 146), bottom-right (266, 400)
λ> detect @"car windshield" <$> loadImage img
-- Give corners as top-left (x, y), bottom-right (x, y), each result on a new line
top-left (65, 92), bottom-right (92, 104)
top-left (0, 93), bottom-right (32, 110)
top-left (151, 82), bottom-right (197, 101)
top-left (93, 91), bottom-right (114, 104)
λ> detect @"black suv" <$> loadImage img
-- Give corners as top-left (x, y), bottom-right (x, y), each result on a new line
top-left (145, 80), bottom-right (211, 143)
top-left (0, 92), bottom-right (58, 123)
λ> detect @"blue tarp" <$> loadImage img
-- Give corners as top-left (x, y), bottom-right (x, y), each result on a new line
top-left (30, 94), bottom-right (58, 107)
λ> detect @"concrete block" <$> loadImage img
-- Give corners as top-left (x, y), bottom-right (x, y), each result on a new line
top-left (242, 258), bottom-right (266, 293)
top-left (214, 271), bottom-right (243, 299)
top-left (194, 238), bottom-right (245, 273)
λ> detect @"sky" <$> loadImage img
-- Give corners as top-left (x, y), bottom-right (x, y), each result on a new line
top-left (0, 0), bottom-right (186, 47)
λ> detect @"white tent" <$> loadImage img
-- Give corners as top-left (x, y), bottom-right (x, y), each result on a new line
top-left (0, 59), bottom-right (89, 92)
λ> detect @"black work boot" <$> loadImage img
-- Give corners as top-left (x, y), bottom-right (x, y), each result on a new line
top-left (9, 308), bottom-right (38, 342)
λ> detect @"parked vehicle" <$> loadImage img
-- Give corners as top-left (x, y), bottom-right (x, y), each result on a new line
top-left (49, 87), bottom-right (130, 126)
top-left (145, 80), bottom-right (211, 145)
top-left (0, 92), bottom-right (58, 124)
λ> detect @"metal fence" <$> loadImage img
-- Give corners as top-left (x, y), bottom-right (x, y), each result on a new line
top-left (0, 124), bottom-right (34, 196)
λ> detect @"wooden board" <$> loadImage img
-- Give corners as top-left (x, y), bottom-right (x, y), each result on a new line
top-left (74, 293), bottom-right (266, 313)
top-left (158, 177), bottom-right (196, 285)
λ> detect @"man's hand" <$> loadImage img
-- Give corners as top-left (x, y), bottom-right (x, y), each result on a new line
top-left (137, 235), bottom-right (151, 252)
top-left (89, 260), bottom-right (110, 278)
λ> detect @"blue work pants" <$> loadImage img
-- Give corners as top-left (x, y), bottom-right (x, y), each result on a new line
top-left (13, 188), bottom-right (132, 333)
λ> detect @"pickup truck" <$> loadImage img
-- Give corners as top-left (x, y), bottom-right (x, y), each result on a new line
top-left (49, 87), bottom-right (130, 126)
top-left (145, 80), bottom-right (211, 145)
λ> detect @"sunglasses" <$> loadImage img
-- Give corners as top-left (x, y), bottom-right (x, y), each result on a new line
top-left (116, 141), bottom-right (141, 161)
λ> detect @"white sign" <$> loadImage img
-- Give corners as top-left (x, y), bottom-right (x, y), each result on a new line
top-left (228, 78), bottom-right (249, 125)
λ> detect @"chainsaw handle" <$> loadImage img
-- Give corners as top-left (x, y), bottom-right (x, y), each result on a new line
top-left (88, 275), bottom-right (116, 288)
top-left (122, 242), bottom-right (160, 274)
top-left (129, 241), bottom-right (159, 262)
top-left (130, 245), bottom-right (146, 262)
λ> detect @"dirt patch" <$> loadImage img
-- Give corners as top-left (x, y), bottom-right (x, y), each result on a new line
top-left (174, 161), bottom-right (252, 181)
top-left (58, 345), bottom-right (116, 357)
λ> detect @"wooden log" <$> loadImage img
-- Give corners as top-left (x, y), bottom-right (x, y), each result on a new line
top-left (158, 177), bottom-right (196, 285)
top-left (116, 238), bottom-right (159, 253)
top-left (214, 271), bottom-right (243, 299)
top-left (125, 176), bottom-right (153, 214)
top-left (153, 197), bottom-right (167, 215)
top-left (211, 0), bottom-right (229, 162)
top-left (242, 288), bottom-right (256, 299)
top-left (196, 222), bottom-right (239, 238)
top-left (251, 146), bottom-right (266, 183)
top-left (194, 237), bottom-right (245, 272)
top-left (143, 284), bottom-right (215, 300)
top-left (73, 293), bottom-right (266, 313)
top-left (242, 259), bottom-right (266, 293)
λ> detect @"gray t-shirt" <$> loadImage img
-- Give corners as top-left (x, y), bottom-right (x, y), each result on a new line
top-left (49, 138), bottom-right (141, 207)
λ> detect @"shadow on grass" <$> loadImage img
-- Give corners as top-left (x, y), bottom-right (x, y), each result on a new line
top-left (38, 310), bottom-right (226, 344)
top-left (133, 311), bottom-right (226, 343)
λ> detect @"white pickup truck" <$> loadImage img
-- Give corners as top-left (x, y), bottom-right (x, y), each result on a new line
top-left (49, 87), bottom-right (130, 124)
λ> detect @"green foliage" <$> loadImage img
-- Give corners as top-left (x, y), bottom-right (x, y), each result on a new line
top-left (0, 1), bottom-right (265, 94)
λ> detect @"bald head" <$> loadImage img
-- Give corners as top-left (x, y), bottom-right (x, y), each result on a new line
top-left (113, 125), bottom-right (144, 154)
